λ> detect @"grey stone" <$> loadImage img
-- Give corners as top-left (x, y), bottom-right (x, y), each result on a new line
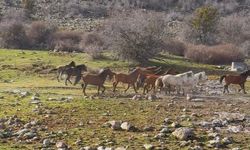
top-left (172, 128), bottom-right (194, 140)
top-left (143, 144), bottom-right (154, 150)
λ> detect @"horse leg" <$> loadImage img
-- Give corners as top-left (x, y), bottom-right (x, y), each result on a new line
top-left (74, 75), bottom-right (81, 85)
top-left (241, 83), bottom-right (247, 94)
top-left (223, 85), bottom-right (227, 93)
top-left (81, 83), bottom-right (87, 96)
top-left (101, 85), bottom-right (106, 93)
top-left (97, 86), bottom-right (100, 95)
top-left (125, 84), bottom-right (130, 93)
top-left (132, 83), bottom-right (137, 93)
top-left (113, 81), bottom-right (118, 92)
top-left (225, 84), bottom-right (230, 93)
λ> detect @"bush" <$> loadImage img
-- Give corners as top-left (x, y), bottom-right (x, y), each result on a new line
top-left (52, 31), bottom-right (82, 52)
top-left (26, 21), bottom-right (57, 49)
top-left (190, 5), bottom-right (219, 44)
top-left (103, 11), bottom-right (168, 63)
top-left (164, 40), bottom-right (187, 56)
top-left (0, 22), bottom-right (29, 49)
top-left (85, 45), bottom-right (104, 60)
top-left (185, 44), bottom-right (244, 64)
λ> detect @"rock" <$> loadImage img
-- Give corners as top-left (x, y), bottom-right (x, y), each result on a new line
top-left (23, 132), bottom-right (37, 139)
top-left (208, 132), bottom-right (220, 139)
top-left (20, 91), bottom-right (31, 97)
top-left (97, 146), bottom-right (105, 150)
top-left (143, 144), bottom-right (154, 150)
top-left (108, 121), bottom-right (122, 130)
top-left (211, 119), bottom-right (228, 127)
top-left (154, 133), bottom-right (166, 139)
top-left (163, 118), bottom-right (171, 124)
top-left (115, 147), bottom-right (127, 150)
top-left (15, 129), bottom-right (29, 136)
top-left (83, 146), bottom-right (96, 150)
top-left (143, 126), bottom-right (155, 132)
top-left (147, 94), bottom-right (157, 101)
top-left (190, 145), bottom-right (203, 150)
top-left (172, 128), bottom-right (194, 141)
top-left (160, 127), bottom-right (169, 134)
top-left (171, 122), bottom-right (180, 128)
top-left (56, 141), bottom-right (68, 149)
top-left (120, 122), bottom-right (133, 131)
top-left (227, 125), bottom-right (243, 133)
top-left (179, 141), bottom-right (190, 147)
top-left (232, 148), bottom-right (241, 150)
top-left (222, 137), bottom-right (233, 145)
top-left (191, 98), bottom-right (205, 102)
top-left (132, 95), bottom-right (142, 100)
top-left (43, 139), bottom-right (51, 147)
top-left (216, 112), bottom-right (245, 122)
top-left (208, 137), bottom-right (221, 148)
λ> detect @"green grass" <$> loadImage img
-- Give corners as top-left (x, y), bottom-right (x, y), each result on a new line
top-left (0, 49), bottom-right (249, 150)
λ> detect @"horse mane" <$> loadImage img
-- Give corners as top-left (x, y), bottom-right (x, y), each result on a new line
top-left (129, 68), bottom-right (140, 75)
top-left (240, 70), bottom-right (250, 76)
top-left (69, 61), bottom-right (76, 67)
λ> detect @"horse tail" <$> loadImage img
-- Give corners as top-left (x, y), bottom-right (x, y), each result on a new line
top-left (219, 75), bottom-right (226, 84)
top-left (155, 76), bottom-right (163, 89)
top-left (48, 68), bottom-right (58, 73)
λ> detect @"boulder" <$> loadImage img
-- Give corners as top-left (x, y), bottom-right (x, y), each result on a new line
top-left (172, 128), bottom-right (194, 140)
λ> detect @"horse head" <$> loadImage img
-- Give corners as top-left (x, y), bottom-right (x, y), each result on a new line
top-left (240, 70), bottom-right (250, 76)
top-left (69, 61), bottom-right (76, 67)
top-left (101, 68), bottom-right (115, 80)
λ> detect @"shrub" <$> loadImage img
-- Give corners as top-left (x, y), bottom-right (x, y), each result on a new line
top-left (164, 40), bottom-right (187, 56)
top-left (85, 45), bottom-right (104, 60)
top-left (52, 31), bottom-right (82, 52)
top-left (21, 0), bottom-right (34, 12)
top-left (26, 21), bottom-right (57, 49)
top-left (190, 5), bottom-right (219, 44)
top-left (103, 11), bottom-right (168, 63)
top-left (185, 44), bottom-right (244, 64)
top-left (0, 22), bottom-right (29, 49)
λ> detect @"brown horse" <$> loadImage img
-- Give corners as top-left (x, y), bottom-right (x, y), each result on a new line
top-left (137, 67), bottom-right (179, 90)
top-left (81, 68), bottom-right (115, 96)
top-left (64, 64), bottom-right (88, 86)
top-left (220, 70), bottom-right (250, 94)
top-left (141, 74), bottom-right (160, 94)
top-left (113, 68), bottom-right (146, 93)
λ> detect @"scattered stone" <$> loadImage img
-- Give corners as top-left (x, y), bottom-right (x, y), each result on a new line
top-left (108, 121), bottom-right (122, 131)
top-left (163, 118), bottom-right (171, 124)
top-left (56, 141), bottom-right (68, 149)
top-left (190, 145), bottom-right (203, 150)
top-left (132, 95), bottom-right (142, 100)
top-left (160, 127), bottom-right (169, 134)
top-left (179, 140), bottom-right (190, 147)
top-left (227, 125), bottom-right (243, 133)
top-left (43, 139), bottom-right (51, 148)
top-left (172, 128), bottom-right (194, 141)
top-left (216, 112), bottom-right (245, 122)
top-left (222, 137), bottom-right (233, 145)
top-left (143, 126), bottom-right (155, 132)
top-left (143, 144), bottom-right (154, 150)
top-left (120, 122), bottom-right (133, 131)
top-left (115, 147), bottom-right (126, 150)
top-left (171, 122), bottom-right (180, 128)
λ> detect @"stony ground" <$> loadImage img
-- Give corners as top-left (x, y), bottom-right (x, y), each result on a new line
top-left (0, 49), bottom-right (250, 150)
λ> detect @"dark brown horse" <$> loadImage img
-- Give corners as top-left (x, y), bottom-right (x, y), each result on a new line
top-left (52, 61), bottom-right (76, 82)
top-left (64, 64), bottom-right (87, 86)
top-left (220, 70), bottom-right (250, 94)
top-left (113, 68), bottom-right (146, 93)
top-left (81, 68), bottom-right (115, 96)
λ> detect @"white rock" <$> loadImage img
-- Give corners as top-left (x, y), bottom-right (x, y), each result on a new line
top-left (172, 128), bottom-right (194, 140)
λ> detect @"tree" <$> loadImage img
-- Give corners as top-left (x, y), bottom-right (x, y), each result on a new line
top-left (191, 5), bottom-right (219, 44)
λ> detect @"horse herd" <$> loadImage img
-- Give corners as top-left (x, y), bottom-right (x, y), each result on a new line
top-left (53, 61), bottom-right (250, 96)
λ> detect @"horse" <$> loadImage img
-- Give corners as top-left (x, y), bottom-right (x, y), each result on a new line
top-left (113, 68), bottom-right (146, 93)
top-left (81, 68), bottom-right (115, 96)
top-left (137, 68), bottom-right (179, 92)
top-left (220, 70), bottom-right (250, 94)
top-left (156, 71), bottom-right (194, 95)
top-left (140, 74), bottom-right (160, 94)
top-left (64, 64), bottom-right (87, 86)
top-left (51, 61), bottom-right (76, 82)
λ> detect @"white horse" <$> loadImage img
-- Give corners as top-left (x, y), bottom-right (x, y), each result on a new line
top-left (183, 71), bottom-right (208, 93)
top-left (157, 71), bottom-right (194, 95)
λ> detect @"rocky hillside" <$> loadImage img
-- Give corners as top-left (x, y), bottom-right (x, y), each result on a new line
top-left (0, 0), bottom-right (249, 31)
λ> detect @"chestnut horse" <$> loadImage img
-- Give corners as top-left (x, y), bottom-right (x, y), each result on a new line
top-left (220, 70), bottom-right (250, 94)
top-left (137, 68), bottom-right (179, 92)
top-left (113, 68), bottom-right (146, 93)
top-left (81, 68), bottom-right (115, 96)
